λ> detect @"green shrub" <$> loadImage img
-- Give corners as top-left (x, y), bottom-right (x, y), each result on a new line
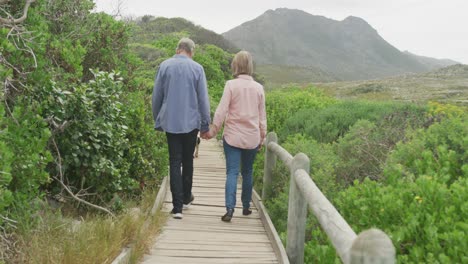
top-left (253, 133), bottom-right (339, 200)
top-left (282, 101), bottom-right (426, 143)
top-left (39, 71), bottom-right (133, 201)
top-left (258, 99), bottom-right (467, 263)
top-left (267, 86), bottom-right (336, 134)
top-left (0, 102), bottom-right (52, 223)
top-left (122, 91), bottom-right (168, 189)
top-left (334, 106), bottom-right (428, 185)
top-left (0, 106), bottom-right (14, 218)
top-left (385, 115), bottom-right (468, 185)
top-left (335, 175), bottom-right (468, 263)
top-left (332, 115), bottom-right (468, 263)
top-left (193, 44), bottom-right (232, 106)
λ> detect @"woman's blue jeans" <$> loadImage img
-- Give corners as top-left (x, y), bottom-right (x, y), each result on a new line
top-left (223, 139), bottom-right (258, 210)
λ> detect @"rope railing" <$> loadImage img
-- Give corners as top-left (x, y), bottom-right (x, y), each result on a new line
top-left (262, 132), bottom-right (395, 264)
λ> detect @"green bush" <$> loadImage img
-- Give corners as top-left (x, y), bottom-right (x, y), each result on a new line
top-left (334, 106), bottom-right (428, 185)
top-left (0, 107), bottom-right (14, 218)
top-left (0, 102), bottom-right (52, 223)
top-left (335, 175), bottom-right (467, 263)
top-left (385, 115), bottom-right (467, 185)
top-left (267, 86), bottom-right (336, 134)
top-left (122, 91), bottom-right (168, 189)
top-left (254, 87), bottom-right (335, 197)
top-left (193, 44), bottom-right (232, 106)
top-left (39, 71), bottom-right (133, 201)
top-left (282, 101), bottom-right (426, 143)
top-left (258, 98), bottom-right (466, 263)
top-left (332, 115), bottom-right (468, 263)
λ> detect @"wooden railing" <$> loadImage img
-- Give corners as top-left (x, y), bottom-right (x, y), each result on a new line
top-left (262, 132), bottom-right (396, 264)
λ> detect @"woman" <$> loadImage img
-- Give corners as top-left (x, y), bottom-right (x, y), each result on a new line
top-left (207, 51), bottom-right (267, 222)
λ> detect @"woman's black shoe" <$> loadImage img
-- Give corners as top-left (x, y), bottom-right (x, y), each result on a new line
top-left (242, 208), bottom-right (252, 216)
top-left (221, 208), bottom-right (234, 222)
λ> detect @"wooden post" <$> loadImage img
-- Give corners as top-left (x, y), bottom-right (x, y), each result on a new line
top-left (262, 132), bottom-right (278, 201)
top-left (349, 228), bottom-right (395, 264)
top-left (286, 153), bottom-right (309, 264)
top-left (294, 169), bottom-right (357, 262)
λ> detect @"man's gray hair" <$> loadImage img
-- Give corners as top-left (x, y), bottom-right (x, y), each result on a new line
top-left (177, 38), bottom-right (195, 53)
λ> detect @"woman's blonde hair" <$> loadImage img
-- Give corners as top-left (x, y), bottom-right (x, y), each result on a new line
top-left (231, 51), bottom-right (253, 77)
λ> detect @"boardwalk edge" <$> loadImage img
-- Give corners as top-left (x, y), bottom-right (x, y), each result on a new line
top-left (252, 190), bottom-right (290, 264)
top-left (111, 176), bottom-right (169, 264)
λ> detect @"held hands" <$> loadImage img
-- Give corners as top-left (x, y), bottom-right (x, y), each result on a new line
top-left (200, 125), bottom-right (216, 140)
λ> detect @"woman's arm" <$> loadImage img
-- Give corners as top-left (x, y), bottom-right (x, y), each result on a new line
top-left (210, 82), bottom-right (232, 137)
top-left (258, 88), bottom-right (267, 144)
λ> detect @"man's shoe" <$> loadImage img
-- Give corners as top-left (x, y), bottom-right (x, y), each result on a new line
top-left (242, 208), bottom-right (252, 216)
top-left (221, 208), bottom-right (234, 222)
top-left (183, 194), bottom-right (195, 209)
top-left (171, 208), bottom-right (183, 219)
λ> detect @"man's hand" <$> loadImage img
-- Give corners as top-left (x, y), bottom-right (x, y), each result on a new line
top-left (200, 131), bottom-right (210, 139)
top-left (201, 125), bottom-right (217, 140)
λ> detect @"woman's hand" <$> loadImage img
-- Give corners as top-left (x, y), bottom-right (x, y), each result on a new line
top-left (201, 125), bottom-right (216, 140)
top-left (257, 137), bottom-right (265, 151)
top-left (200, 131), bottom-right (210, 140)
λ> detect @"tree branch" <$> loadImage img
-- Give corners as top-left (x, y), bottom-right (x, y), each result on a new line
top-left (51, 138), bottom-right (116, 218)
top-left (0, 0), bottom-right (36, 24)
top-left (53, 175), bottom-right (116, 218)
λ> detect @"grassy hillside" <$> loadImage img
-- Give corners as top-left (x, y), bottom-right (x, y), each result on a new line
top-left (316, 64), bottom-right (468, 104)
top-left (131, 16), bottom-right (238, 53)
top-left (256, 64), bottom-right (338, 88)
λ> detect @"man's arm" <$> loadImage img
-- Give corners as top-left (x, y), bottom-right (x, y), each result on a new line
top-left (196, 67), bottom-right (211, 133)
top-left (152, 67), bottom-right (164, 128)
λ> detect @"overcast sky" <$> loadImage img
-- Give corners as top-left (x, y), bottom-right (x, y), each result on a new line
top-left (94, 0), bottom-right (468, 63)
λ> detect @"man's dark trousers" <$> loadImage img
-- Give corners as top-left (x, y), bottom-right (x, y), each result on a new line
top-left (166, 129), bottom-right (198, 213)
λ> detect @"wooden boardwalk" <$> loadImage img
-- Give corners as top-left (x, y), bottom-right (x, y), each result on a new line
top-left (141, 139), bottom-right (284, 264)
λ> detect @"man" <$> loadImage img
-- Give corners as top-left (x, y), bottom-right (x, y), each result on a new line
top-left (152, 38), bottom-right (211, 219)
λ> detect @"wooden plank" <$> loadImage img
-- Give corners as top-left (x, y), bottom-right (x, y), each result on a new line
top-left (163, 215), bottom-right (262, 226)
top-left (156, 230), bottom-right (271, 243)
top-left (163, 197), bottom-right (247, 206)
top-left (162, 225), bottom-right (267, 233)
top-left (153, 240), bottom-right (272, 249)
top-left (161, 207), bottom-right (261, 218)
top-left (161, 203), bottom-right (257, 212)
top-left (252, 191), bottom-right (290, 264)
top-left (153, 243), bottom-right (274, 252)
top-left (157, 240), bottom-right (273, 246)
top-left (142, 256), bottom-right (278, 264)
top-left (151, 249), bottom-right (277, 258)
top-left (150, 176), bottom-right (169, 215)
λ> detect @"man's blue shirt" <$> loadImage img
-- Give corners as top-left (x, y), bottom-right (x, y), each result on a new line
top-left (152, 54), bottom-right (211, 133)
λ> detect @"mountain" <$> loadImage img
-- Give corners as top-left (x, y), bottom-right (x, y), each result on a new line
top-left (404, 51), bottom-right (459, 70)
top-left (223, 8), bottom-right (457, 81)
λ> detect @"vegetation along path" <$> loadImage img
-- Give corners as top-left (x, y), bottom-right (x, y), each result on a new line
top-left (141, 139), bottom-right (285, 264)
